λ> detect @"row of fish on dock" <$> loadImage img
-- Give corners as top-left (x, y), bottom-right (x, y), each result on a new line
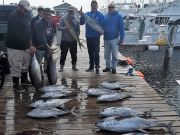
top-left (27, 85), bottom-right (78, 118)
top-left (84, 81), bottom-right (176, 134)
top-left (27, 54), bottom-right (175, 134)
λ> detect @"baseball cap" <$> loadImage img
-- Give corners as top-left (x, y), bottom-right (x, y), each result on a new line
top-left (38, 6), bottom-right (44, 11)
top-left (18, 0), bottom-right (31, 11)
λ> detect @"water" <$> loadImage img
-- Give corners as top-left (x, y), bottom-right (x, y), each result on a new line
top-left (120, 47), bottom-right (180, 112)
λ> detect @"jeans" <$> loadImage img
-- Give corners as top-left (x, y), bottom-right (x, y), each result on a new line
top-left (86, 37), bottom-right (100, 68)
top-left (60, 40), bottom-right (77, 66)
top-left (104, 37), bottom-right (119, 70)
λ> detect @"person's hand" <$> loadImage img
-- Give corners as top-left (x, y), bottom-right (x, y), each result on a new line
top-left (118, 41), bottom-right (124, 50)
top-left (48, 48), bottom-right (54, 54)
top-left (29, 45), bottom-right (36, 53)
top-left (65, 26), bottom-right (70, 30)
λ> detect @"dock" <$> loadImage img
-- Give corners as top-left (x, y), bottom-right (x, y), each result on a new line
top-left (0, 37), bottom-right (180, 135)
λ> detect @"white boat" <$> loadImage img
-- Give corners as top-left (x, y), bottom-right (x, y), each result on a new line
top-left (124, 0), bottom-right (180, 47)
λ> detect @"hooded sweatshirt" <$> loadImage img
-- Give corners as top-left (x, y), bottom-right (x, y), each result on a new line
top-left (104, 11), bottom-right (125, 42)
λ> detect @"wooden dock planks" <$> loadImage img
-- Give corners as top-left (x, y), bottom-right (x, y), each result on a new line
top-left (0, 42), bottom-right (180, 135)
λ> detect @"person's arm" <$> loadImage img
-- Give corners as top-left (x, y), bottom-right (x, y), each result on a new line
top-left (119, 14), bottom-right (125, 45)
top-left (99, 13), bottom-right (105, 29)
top-left (79, 12), bottom-right (88, 25)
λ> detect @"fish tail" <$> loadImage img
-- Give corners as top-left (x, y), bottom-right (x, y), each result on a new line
top-left (71, 105), bottom-right (79, 118)
top-left (163, 121), bottom-right (176, 135)
top-left (78, 42), bottom-right (85, 51)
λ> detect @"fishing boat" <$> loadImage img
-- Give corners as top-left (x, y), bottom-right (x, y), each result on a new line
top-left (124, 0), bottom-right (180, 47)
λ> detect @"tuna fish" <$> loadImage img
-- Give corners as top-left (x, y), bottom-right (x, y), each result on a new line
top-left (95, 116), bottom-right (175, 134)
top-left (99, 107), bottom-right (152, 118)
top-left (47, 56), bottom-right (57, 85)
top-left (41, 91), bottom-right (76, 99)
top-left (27, 107), bottom-right (69, 118)
top-left (29, 99), bottom-right (71, 108)
top-left (29, 54), bottom-right (42, 90)
top-left (40, 85), bottom-right (69, 92)
top-left (64, 17), bottom-right (85, 50)
top-left (87, 88), bottom-right (115, 96)
top-left (79, 7), bottom-right (104, 34)
top-left (100, 81), bottom-right (134, 90)
top-left (97, 93), bottom-right (131, 102)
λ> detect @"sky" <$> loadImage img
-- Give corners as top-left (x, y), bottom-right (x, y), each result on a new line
top-left (2, 0), bottom-right (171, 12)
top-left (2, 0), bottom-right (108, 11)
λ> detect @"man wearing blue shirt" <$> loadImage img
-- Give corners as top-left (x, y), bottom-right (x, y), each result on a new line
top-left (80, 0), bottom-right (104, 74)
top-left (103, 3), bottom-right (125, 74)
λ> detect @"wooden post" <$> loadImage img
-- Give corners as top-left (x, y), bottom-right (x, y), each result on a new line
top-left (176, 80), bottom-right (180, 115)
top-left (163, 47), bottom-right (170, 69)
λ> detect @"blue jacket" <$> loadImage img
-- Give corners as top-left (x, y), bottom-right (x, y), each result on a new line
top-left (104, 11), bottom-right (125, 41)
top-left (80, 11), bottom-right (104, 38)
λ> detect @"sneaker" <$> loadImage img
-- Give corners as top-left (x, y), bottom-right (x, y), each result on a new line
top-left (85, 68), bottom-right (94, 72)
top-left (44, 69), bottom-right (47, 73)
top-left (96, 68), bottom-right (99, 74)
top-left (13, 84), bottom-right (25, 92)
top-left (112, 69), bottom-right (116, 74)
top-left (72, 67), bottom-right (79, 71)
top-left (103, 68), bottom-right (111, 72)
top-left (59, 65), bottom-right (64, 72)
top-left (72, 65), bottom-right (79, 71)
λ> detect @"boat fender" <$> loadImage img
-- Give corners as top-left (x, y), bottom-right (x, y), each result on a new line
top-left (148, 45), bottom-right (159, 51)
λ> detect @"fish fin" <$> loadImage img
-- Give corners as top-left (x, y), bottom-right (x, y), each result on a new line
top-left (138, 129), bottom-right (149, 133)
top-left (165, 121), bottom-right (176, 135)
top-left (143, 108), bottom-right (153, 118)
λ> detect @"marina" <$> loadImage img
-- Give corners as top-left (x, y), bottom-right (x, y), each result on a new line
top-left (0, 42), bottom-right (180, 134)
top-left (0, 0), bottom-right (180, 134)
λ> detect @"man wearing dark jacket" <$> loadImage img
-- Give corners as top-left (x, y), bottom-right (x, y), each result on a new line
top-left (30, 6), bottom-right (44, 31)
top-left (32, 8), bottom-right (54, 84)
top-left (6, 0), bottom-right (36, 91)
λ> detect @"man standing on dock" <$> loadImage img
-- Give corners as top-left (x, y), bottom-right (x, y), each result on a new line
top-left (103, 3), bottom-right (125, 74)
top-left (80, 0), bottom-right (105, 74)
top-left (58, 6), bottom-right (80, 72)
top-left (32, 8), bottom-right (55, 84)
top-left (6, 0), bottom-right (36, 91)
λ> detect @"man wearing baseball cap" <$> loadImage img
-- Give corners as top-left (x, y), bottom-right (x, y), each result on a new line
top-left (6, 0), bottom-right (36, 92)
top-left (18, 0), bottom-right (31, 11)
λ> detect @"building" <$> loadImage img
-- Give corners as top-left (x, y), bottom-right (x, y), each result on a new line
top-left (53, 2), bottom-right (78, 17)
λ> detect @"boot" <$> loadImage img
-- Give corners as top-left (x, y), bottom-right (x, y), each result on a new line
top-left (85, 65), bottom-right (94, 72)
top-left (59, 64), bottom-right (64, 72)
top-left (21, 72), bottom-right (31, 85)
top-left (72, 64), bottom-right (79, 71)
top-left (13, 77), bottom-right (25, 92)
top-left (95, 65), bottom-right (100, 74)
top-left (95, 68), bottom-right (99, 74)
